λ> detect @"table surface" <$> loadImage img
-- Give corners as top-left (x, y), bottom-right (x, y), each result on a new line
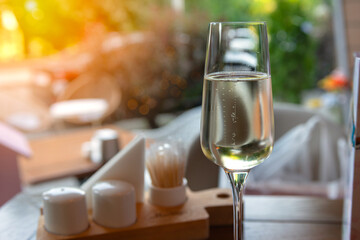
top-left (0, 189), bottom-right (343, 240)
top-left (18, 126), bottom-right (135, 184)
top-left (8, 126), bottom-right (345, 239)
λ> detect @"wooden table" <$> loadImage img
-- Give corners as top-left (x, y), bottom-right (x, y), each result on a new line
top-left (18, 126), bottom-right (135, 184)
top-left (0, 190), bottom-right (343, 240)
top-left (9, 126), bottom-right (344, 239)
top-left (211, 195), bottom-right (343, 240)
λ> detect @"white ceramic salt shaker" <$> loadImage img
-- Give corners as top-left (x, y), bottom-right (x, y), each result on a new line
top-left (42, 187), bottom-right (89, 235)
top-left (92, 180), bottom-right (136, 228)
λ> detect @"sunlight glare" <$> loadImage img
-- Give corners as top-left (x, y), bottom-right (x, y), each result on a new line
top-left (1, 10), bottom-right (19, 31)
top-left (25, 0), bottom-right (37, 12)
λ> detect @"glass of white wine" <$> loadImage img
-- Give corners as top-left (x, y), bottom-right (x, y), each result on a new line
top-left (200, 22), bottom-right (274, 239)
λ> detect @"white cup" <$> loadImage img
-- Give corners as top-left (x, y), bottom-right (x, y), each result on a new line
top-left (42, 187), bottom-right (89, 235)
top-left (92, 180), bottom-right (136, 228)
top-left (149, 179), bottom-right (187, 207)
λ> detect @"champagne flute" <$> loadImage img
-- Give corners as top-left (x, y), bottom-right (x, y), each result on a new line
top-left (200, 22), bottom-right (274, 240)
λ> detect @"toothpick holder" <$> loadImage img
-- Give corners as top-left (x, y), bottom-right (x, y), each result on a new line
top-left (149, 178), bottom-right (187, 207)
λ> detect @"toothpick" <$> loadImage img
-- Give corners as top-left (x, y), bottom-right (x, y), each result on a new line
top-left (146, 140), bottom-right (186, 188)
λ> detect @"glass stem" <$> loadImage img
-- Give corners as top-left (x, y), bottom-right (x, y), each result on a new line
top-left (226, 170), bottom-right (249, 240)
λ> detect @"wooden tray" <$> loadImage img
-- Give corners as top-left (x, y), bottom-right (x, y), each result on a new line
top-left (36, 188), bottom-right (234, 240)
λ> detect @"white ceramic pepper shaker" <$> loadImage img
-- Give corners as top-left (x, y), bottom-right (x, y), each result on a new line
top-left (42, 187), bottom-right (89, 235)
top-left (92, 180), bottom-right (136, 228)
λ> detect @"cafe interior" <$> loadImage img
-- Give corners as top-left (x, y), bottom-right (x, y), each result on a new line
top-left (0, 0), bottom-right (359, 239)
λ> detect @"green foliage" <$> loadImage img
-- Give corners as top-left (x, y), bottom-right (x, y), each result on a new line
top-left (185, 0), bottom-right (330, 103)
top-left (267, 1), bottom-right (318, 102)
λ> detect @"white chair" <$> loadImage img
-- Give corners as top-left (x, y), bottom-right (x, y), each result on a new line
top-left (138, 103), bottom-right (347, 197)
top-left (241, 106), bottom-right (348, 198)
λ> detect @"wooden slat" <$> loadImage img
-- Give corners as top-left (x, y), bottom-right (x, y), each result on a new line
top-left (244, 195), bottom-right (343, 223)
top-left (346, 26), bottom-right (360, 52)
top-left (343, 0), bottom-right (360, 71)
top-left (344, 1), bottom-right (360, 24)
top-left (0, 193), bottom-right (40, 240)
top-left (349, 150), bottom-right (360, 238)
top-left (210, 222), bottom-right (342, 240)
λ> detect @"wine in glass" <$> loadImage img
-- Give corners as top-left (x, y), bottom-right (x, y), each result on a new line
top-left (200, 22), bottom-right (274, 240)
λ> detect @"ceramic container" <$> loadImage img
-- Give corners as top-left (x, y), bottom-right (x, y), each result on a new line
top-left (42, 187), bottom-right (88, 235)
top-left (149, 179), bottom-right (187, 207)
top-left (91, 128), bottom-right (120, 163)
top-left (92, 180), bottom-right (136, 228)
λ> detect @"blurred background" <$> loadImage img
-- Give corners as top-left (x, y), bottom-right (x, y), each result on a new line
top-left (0, 0), bottom-right (351, 133)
